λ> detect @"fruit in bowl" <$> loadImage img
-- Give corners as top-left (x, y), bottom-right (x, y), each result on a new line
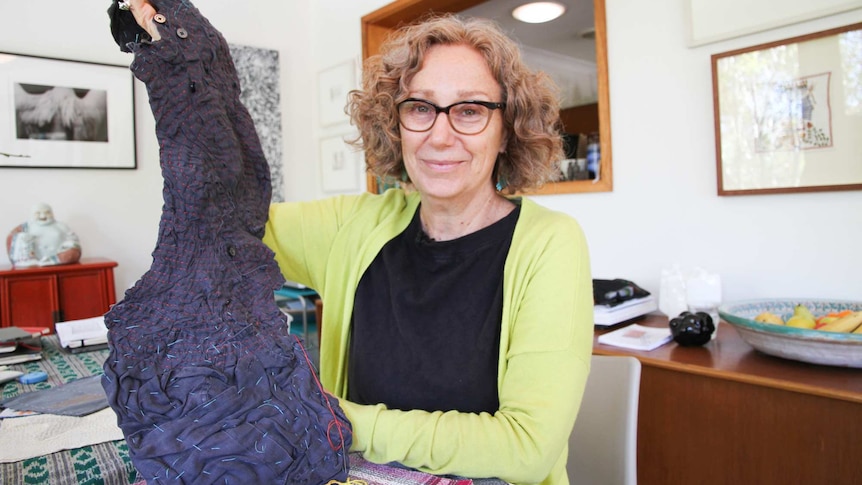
top-left (753, 311), bottom-right (783, 325)
top-left (719, 299), bottom-right (862, 368)
top-left (818, 311), bottom-right (862, 333)
top-left (754, 304), bottom-right (862, 333)
top-left (784, 304), bottom-right (816, 329)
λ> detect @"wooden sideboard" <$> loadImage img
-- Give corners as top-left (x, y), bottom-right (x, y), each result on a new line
top-left (0, 257), bottom-right (117, 333)
top-left (594, 314), bottom-right (862, 484)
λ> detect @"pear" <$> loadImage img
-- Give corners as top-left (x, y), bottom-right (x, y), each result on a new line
top-left (786, 315), bottom-right (816, 328)
top-left (793, 304), bottom-right (816, 321)
top-left (785, 306), bottom-right (815, 329)
top-left (786, 304), bottom-right (816, 329)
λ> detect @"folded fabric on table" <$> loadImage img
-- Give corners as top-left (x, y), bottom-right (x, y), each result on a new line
top-left (0, 407), bottom-right (124, 463)
top-left (1, 375), bottom-right (107, 416)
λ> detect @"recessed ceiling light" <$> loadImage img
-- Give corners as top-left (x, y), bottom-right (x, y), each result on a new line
top-left (512, 2), bottom-right (567, 24)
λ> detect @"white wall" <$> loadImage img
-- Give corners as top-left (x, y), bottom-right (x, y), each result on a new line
top-left (1, 1), bottom-right (860, 305)
top-left (687, 0), bottom-right (862, 45)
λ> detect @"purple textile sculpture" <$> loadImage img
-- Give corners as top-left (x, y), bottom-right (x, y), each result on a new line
top-left (101, 1), bottom-right (352, 483)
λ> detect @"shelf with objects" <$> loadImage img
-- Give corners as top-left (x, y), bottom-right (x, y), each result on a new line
top-left (273, 283), bottom-right (319, 348)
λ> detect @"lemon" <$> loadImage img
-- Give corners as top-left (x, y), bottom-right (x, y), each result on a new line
top-left (754, 312), bottom-right (784, 325)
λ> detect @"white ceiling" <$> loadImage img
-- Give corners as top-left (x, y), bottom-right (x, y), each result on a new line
top-left (461, 0), bottom-right (596, 62)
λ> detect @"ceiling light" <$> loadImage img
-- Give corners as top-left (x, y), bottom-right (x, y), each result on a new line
top-left (512, 2), bottom-right (567, 24)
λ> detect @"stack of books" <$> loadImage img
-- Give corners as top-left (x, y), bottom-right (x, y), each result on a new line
top-left (593, 295), bottom-right (658, 327)
top-left (0, 327), bottom-right (47, 365)
top-left (55, 316), bottom-right (109, 353)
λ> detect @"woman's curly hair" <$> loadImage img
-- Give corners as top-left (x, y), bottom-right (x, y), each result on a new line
top-left (346, 14), bottom-right (564, 193)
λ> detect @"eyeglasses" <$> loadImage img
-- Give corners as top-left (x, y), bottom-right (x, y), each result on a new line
top-left (397, 98), bottom-right (506, 135)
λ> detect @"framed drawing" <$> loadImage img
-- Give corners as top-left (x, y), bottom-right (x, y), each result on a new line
top-left (318, 60), bottom-right (356, 127)
top-left (0, 52), bottom-right (136, 169)
top-left (712, 23), bottom-right (862, 195)
top-left (320, 134), bottom-right (360, 193)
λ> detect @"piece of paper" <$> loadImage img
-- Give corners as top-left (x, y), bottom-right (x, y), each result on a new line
top-left (0, 408), bottom-right (38, 418)
top-left (597, 324), bottom-right (673, 351)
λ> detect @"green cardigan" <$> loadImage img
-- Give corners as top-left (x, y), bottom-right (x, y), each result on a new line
top-left (263, 189), bottom-right (593, 485)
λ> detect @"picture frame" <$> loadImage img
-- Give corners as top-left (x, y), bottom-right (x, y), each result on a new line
top-left (711, 23), bottom-right (862, 196)
top-left (0, 52), bottom-right (136, 169)
top-left (317, 60), bottom-right (356, 127)
top-left (320, 133), bottom-right (361, 193)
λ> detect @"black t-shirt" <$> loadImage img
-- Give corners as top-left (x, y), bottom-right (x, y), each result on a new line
top-left (348, 204), bottom-right (521, 414)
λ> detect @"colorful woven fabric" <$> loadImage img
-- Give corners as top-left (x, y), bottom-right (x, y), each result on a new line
top-left (347, 454), bottom-right (473, 485)
top-left (102, 1), bottom-right (351, 483)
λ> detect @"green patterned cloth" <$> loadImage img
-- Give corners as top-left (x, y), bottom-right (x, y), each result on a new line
top-left (0, 336), bottom-right (139, 484)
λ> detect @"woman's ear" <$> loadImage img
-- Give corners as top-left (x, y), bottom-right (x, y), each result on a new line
top-left (498, 132), bottom-right (508, 154)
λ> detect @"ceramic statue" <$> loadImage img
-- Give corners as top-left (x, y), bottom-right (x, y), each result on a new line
top-left (5, 202), bottom-right (81, 267)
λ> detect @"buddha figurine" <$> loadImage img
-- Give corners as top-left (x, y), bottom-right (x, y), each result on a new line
top-left (6, 202), bottom-right (81, 267)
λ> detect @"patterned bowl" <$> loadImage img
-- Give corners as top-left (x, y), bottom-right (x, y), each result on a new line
top-left (718, 299), bottom-right (862, 368)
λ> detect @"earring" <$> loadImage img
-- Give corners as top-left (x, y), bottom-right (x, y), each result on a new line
top-left (401, 168), bottom-right (409, 183)
top-left (495, 173), bottom-right (508, 191)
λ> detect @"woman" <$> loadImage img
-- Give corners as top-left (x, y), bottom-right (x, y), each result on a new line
top-left (264, 15), bottom-right (594, 485)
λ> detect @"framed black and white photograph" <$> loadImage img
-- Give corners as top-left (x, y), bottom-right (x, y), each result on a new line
top-left (0, 52), bottom-right (136, 169)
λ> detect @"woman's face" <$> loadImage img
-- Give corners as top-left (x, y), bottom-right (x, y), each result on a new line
top-left (400, 44), bottom-right (506, 204)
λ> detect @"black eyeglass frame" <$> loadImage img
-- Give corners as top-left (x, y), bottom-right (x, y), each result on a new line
top-left (397, 98), bottom-right (506, 135)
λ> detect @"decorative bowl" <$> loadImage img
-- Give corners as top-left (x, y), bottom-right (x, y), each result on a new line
top-left (718, 299), bottom-right (862, 368)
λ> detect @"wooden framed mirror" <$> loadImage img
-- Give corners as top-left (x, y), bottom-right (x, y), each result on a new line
top-left (361, 0), bottom-right (612, 195)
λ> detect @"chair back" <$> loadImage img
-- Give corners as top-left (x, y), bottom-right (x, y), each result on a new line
top-left (567, 355), bottom-right (641, 485)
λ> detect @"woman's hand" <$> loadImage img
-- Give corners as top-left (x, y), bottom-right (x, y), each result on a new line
top-left (124, 0), bottom-right (161, 41)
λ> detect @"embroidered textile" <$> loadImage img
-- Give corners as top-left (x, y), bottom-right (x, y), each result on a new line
top-left (102, 2), bottom-right (351, 483)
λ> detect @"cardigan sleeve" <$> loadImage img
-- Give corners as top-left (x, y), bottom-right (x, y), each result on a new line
top-left (340, 204), bottom-right (594, 485)
top-left (263, 195), bottom-right (362, 292)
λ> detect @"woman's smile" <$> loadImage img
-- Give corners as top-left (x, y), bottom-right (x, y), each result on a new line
top-left (422, 158), bottom-right (465, 171)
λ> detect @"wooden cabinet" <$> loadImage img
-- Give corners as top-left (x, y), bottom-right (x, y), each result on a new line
top-left (594, 315), bottom-right (862, 484)
top-left (0, 257), bottom-right (117, 333)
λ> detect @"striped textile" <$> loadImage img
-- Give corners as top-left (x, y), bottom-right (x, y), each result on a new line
top-left (348, 454), bottom-right (472, 485)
